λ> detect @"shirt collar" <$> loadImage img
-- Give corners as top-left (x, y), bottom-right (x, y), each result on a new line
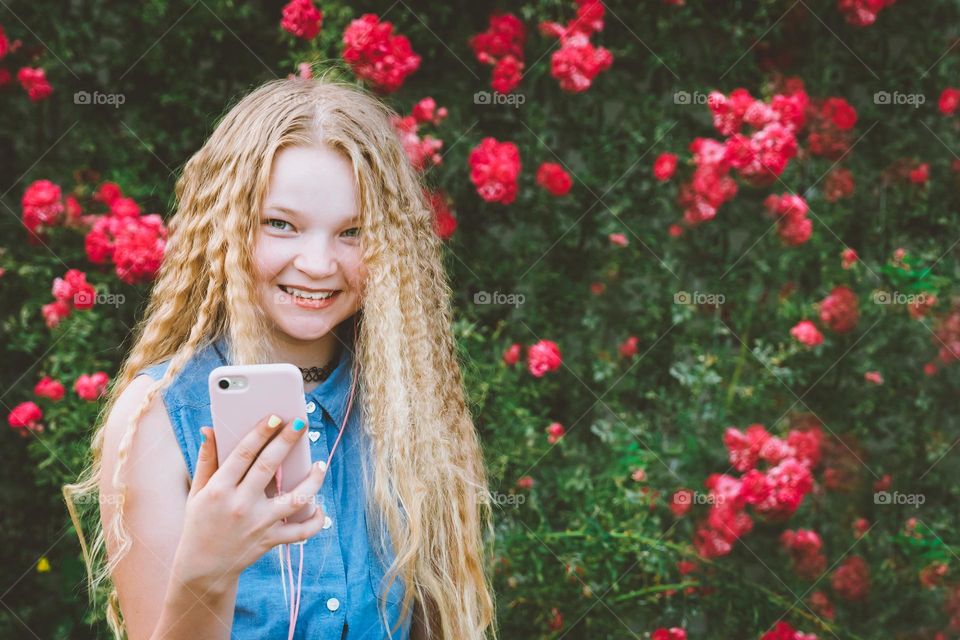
top-left (309, 340), bottom-right (362, 428)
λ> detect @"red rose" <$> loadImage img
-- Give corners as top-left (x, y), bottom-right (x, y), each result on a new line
top-left (502, 343), bottom-right (521, 366)
top-left (8, 401), bottom-right (44, 436)
top-left (535, 162), bottom-right (572, 196)
top-left (819, 286), bottom-right (859, 333)
top-left (823, 97), bottom-right (858, 130)
top-left (342, 15), bottom-right (421, 93)
top-left (908, 162), bottom-right (929, 184)
top-left (74, 372), bottom-right (110, 401)
top-left (280, 0), bottom-right (322, 40)
top-left (545, 422), bottom-right (565, 444)
top-left (939, 87), bottom-right (960, 115)
top-left (21, 179), bottom-right (64, 235)
top-left (34, 376), bottom-right (66, 401)
top-left (17, 67), bottom-right (53, 101)
top-left (42, 300), bottom-right (71, 329)
top-left (619, 336), bottom-right (639, 358)
top-left (468, 138), bottom-right (521, 204)
top-left (653, 153), bottom-right (678, 181)
top-left (652, 628), bottom-right (687, 640)
top-left (791, 320), bottom-right (824, 347)
top-left (831, 555), bottom-right (871, 601)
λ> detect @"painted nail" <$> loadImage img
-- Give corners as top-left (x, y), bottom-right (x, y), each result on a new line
top-left (267, 415), bottom-right (282, 429)
top-left (292, 418), bottom-right (306, 431)
top-left (200, 429), bottom-right (207, 443)
top-left (315, 460), bottom-right (327, 472)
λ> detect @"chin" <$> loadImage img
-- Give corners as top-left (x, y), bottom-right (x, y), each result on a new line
top-left (258, 289), bottom-right (360, 343)
top-left (275, 321), bottom-right (336, 343)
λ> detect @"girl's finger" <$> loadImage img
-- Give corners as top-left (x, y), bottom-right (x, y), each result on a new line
top-left (268, 460), bottom-right (327, 520)
top-left (190, 426), bottom-right (219, 497)
top-left (237, 416), bottom-right (309, 496)
top-left (266, 503), bottom-right (326, 546)
top-left (216, 414), bottom-right (287, 485)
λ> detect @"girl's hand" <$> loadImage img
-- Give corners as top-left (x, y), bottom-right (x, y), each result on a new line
top-left (170, 415), bottom-right (327, 594)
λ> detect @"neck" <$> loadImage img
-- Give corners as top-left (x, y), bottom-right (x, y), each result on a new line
top-left (266, 328), bottom-right (343, 382)
top-left (260, 316), bottom-right (357, 392)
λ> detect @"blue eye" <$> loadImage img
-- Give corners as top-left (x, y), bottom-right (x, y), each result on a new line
top-left (342, 227), bottom-right (361, 238)
top-left (264, 218), bottom-right (292, 231)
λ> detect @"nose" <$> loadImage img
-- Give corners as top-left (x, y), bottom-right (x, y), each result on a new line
top-left (291, 235), bottom-right (338, 279)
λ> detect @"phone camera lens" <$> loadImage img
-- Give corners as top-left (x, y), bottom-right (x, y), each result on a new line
top-left (218, 379), bottom-right (229, 390)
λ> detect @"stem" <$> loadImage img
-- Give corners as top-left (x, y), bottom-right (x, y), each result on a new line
top-left (724, 319), bottom-right (751, 412)
top-left (607, 582), bottom-right (698, 603)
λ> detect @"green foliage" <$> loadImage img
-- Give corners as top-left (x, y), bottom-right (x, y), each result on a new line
top-left (2, 1), bottom-right (960, 638)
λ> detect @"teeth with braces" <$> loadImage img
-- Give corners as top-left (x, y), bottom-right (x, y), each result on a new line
top-left (280, 285), bottom-right (337, 301)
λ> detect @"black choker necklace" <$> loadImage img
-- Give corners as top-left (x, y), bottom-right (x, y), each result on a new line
top-left (299, 351), bottom-right (339, 383)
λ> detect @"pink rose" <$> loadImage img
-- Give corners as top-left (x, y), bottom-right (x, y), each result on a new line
top-left (34, 376), bottom-right (65, 401)
top-left (790, 320), bottom-right (824, 347)
top-left (74, 372), bottom-right (110, 401)
top-left (527, 340), bottom-right (562, 377)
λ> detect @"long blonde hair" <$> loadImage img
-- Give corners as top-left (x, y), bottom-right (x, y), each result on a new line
top-left (63, 75), bottom-right (496, 639)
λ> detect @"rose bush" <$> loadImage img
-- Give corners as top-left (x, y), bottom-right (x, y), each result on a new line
top-left (2, 1), bottom-right (960, 638)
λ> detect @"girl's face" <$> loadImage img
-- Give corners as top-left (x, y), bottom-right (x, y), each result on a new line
top-left (253, 144), bottom-right (367, 345)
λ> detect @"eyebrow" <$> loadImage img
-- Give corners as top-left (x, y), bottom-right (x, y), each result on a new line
top-left (264, 205), bottom-right (359, 223)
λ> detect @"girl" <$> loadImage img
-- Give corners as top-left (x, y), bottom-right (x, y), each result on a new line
top-left (64, 76), bottom-right (495, 639)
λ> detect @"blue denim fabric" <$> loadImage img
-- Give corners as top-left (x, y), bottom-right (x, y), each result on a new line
top-left (137, 323), bottom-right (410, 639)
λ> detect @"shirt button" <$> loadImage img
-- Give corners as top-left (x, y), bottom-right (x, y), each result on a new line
top-left (306, 401), bottom-right (317, 414)
top-left (326, 597), bottom-right (340, 612)
top-left (322, 516), bottom-right (333, 529)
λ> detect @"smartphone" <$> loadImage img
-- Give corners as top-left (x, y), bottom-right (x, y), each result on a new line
top-left (208, 363), bottom-right (317, 524)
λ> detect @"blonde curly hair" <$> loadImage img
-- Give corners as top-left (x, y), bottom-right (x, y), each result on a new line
top-left (63, 74), bottom-right (496, 639)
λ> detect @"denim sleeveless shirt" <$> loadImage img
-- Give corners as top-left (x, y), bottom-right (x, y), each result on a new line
top-left (137, 327), bottom-right (411, 640)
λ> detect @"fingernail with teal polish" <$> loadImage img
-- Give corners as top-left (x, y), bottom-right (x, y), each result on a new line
top-left (292, 418), bottom-right (306, 431)
top-left (200, 429), bottom-right (207, 443)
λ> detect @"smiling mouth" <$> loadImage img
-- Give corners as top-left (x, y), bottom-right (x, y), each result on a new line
top-left (278, 284), bottom-right (341, 301)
